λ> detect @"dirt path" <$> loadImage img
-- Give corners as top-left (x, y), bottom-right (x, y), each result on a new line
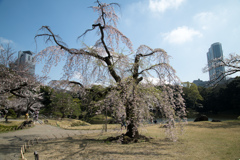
top-left (0, 123), bottom-right (101, 160)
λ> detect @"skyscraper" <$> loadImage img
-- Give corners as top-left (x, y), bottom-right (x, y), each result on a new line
top-left (17, 51), bottom-right (35, 75)
top-left (207, 42), bottom-right (225, 81)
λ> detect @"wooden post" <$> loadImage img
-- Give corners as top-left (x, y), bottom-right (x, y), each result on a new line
top-left (21, 148), bottom-right (24, 159)
top-left (22, 145), bottom-right (25, 154)
top-left (105, 107), bottom-right (108, 132)
top-left (24, 143), bottom-right (27, 152)
top-left (34, 151), bottom-right (39, 160)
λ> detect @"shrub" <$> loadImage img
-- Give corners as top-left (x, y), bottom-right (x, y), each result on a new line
top-left (237, 116), bottom-right (240, 120)
top-left (7, 109), bottom-right (17, 119)
top-left (88, 114), bottom-right (113, 124)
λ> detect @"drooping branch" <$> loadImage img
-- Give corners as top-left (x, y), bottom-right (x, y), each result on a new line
top-left (35, 11), bottom-right (123, 84)
top-left (69, 81), bottom-right (84, 88)
top-left (36, 26), bottom-right (104, 59)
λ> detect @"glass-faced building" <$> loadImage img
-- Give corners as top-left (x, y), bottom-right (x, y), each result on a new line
top-left (207, 42), bottom-right (225, 81)
top-left (17, 51), bottom-right (35, 75)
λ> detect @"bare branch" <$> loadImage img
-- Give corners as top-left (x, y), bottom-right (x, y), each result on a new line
top-left (204, 53), bottom-right (240, 85)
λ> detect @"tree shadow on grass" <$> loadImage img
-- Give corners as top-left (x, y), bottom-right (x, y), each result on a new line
top-left (65, 140), bottom-right (173, 160)
top-left (25, 136), bottom-right (175, 159)
top-left (0, 134), bottom-right (39, 154)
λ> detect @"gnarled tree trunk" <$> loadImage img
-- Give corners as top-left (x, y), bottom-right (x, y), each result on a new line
top-left (125, 101), bottom-right (139, 138)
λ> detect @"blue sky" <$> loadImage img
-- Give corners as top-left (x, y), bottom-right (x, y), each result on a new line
top-left (1, 0), bottom-right (240, 83)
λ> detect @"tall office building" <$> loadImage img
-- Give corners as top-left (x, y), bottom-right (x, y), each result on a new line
top-left (17, 51), bottom-right (35, 75)
top-left (207, 42), bottom-right (225, 81)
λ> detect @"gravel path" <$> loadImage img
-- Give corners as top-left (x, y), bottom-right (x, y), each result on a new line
top-left (0, 123), bottom-right (102, 160)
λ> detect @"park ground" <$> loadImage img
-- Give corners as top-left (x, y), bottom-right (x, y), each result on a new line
top-left (17, 120), bottom-right (240, 160)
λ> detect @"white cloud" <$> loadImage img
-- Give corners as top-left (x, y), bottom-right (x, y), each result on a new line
top-left (0, 37), bottom-right (13, 44)
top-left (194, 12), bottom-right (215, 23)
top-left (149, 0), bottom-right (185, 13)
top-left (163, 26), bottom-right (202, 44)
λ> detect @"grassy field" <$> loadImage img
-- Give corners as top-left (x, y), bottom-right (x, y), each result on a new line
top-left (24, 120), bottom-right (240, 160)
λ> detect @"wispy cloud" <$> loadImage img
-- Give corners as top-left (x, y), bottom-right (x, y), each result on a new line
top-left (149, 0), bottom-right (185, 13)
top-left (163, 26), bottom-right (202, 44)
top-left (193, 12), bottom-right (217, 30)
top-left (0, 37), bottom-right (14, 44)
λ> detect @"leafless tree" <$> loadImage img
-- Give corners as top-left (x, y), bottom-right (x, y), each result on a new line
top-left (35, 1), bottom-right (186, 141)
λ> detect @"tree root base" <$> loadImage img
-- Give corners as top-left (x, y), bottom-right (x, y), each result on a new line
top-left (105, 134), bottom-right (152, 144)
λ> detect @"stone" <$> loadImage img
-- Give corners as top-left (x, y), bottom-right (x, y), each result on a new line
top-left (44, 119), bottom-right (49, 124)
top-left (17, 120), bottom-right (33, 130)
top-left (194, 115), bottom-right (208, 122)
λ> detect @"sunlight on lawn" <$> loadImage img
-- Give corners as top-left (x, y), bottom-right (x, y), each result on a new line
top-left (24, 121), bottom-right (240, 160)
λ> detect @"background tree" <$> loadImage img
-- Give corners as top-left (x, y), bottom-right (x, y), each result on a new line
top-left (197, 77), bottom-right (240, 114)
top-left (39, 85), bottom-right (54, 116)
top-left (182, 82), bottom-right (203, 111)
top-left (50, 90), bottom-right (81, 118)
top-left (0, 43), bottom-right (44, 122)
top-left (35, 1), bottom-right (186, 141)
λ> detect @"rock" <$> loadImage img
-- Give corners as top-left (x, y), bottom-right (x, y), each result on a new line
top-left (44, 119), bottom-right (49, 124)
top-left (212, 119), bottom-right (221, 122)
top-left (194, 115), bottom-right (208, 122)
top-left (17, 120), bottom-right (33, 129)
top-left (153, 120), bottom-right (157, 124)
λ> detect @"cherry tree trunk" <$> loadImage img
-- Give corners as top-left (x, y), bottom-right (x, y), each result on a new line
top-left (5, 116), bottom-right (8, 123)
top-left (125, 102), bottom-right (139, 138)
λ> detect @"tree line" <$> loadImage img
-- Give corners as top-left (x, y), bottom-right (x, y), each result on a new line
top-left (182, 77), bottom-right (240, 115)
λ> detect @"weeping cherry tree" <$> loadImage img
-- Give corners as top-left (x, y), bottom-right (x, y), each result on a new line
top-left (35, 1), bottom-right (186, 141)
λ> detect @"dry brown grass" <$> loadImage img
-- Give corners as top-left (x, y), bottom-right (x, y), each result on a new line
top-left (46, 118), bottom-right (121, 130)
top-left (0, 120), bottom-right (24, 126)
top-left (24, 121), bottom-right (240, 160)
top-left (0, 120), bottom-right (24, 133)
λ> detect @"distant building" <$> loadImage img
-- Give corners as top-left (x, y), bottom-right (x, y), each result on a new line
top-left (193, 79), bottom-right (208, 87)
top-left (17, 51), bottom-right (35, 75)
top-left (207, 42), bottom-right (225, 82)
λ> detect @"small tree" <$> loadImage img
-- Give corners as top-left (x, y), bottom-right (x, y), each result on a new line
top-left (50, 90), bottom-right (80, 118)
top-left (36, 1), bottom-right (186, 141)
